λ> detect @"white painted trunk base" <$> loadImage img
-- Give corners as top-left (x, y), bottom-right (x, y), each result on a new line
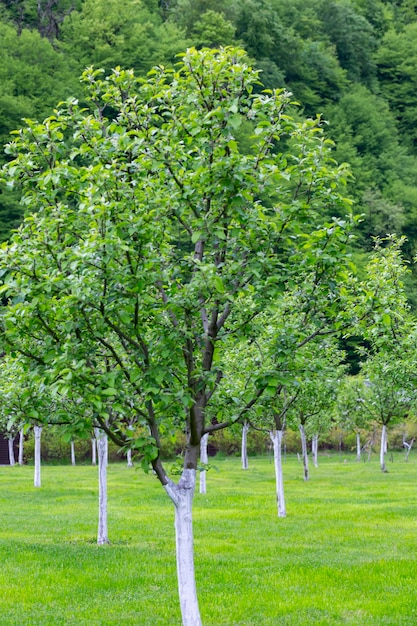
top-left (18, 429), bottom-right (24, 466)
top-left (356, 432), bottom-right (361, 462)
top-left (380, 424), bottom-right (387, 472)
top-left (8, 437), bottom-right (15, 466)
top-left (270, 430), bottom-right (286, 517)
top-left (241, 421), bottom-right (249, 470)
top-left (127, 448), bottom-right (133, 467)
top-left (165, 469), bottom-right (202, 626)
top-left (95, 429), bottom-right (109, 545)
top-left (312, 434), bottom-right (319, 468)
top-left (91, 437), bottom-right (97, 465)
top-left (34, 425), bottom-right (42, 487)
top-left (71, 441), bottom-right (76, 466)
top-left (199, 434), bottom-right (208, 495)
top-left (299, 424), bottom-right (309, 481)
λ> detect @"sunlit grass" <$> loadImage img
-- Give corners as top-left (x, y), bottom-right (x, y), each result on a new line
top-left (1, 452), bottom-right (417, 624)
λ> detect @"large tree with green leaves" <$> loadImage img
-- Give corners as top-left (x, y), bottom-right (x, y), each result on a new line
top-left (0, 47), bottom-right (362, 624)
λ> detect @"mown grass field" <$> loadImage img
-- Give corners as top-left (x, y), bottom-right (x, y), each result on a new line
top-left (0, 453), bottom-right (417, 625)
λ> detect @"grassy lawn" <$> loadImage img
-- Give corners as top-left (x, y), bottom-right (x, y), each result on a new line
top-left (1, 453), bottom-right (417, 625)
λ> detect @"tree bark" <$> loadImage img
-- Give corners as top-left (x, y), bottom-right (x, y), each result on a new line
top-left (199, 433), bottom-right (208, 495)
top-left (95, 428), bottom-right (109, 545)
top-left (34, 425), bottom-right (42, 487)
top-left (380, 424), bottom-right (387, 472)
top-left (241, 421), bottom-right (249, 470)
top-left (8, 436), bottom-right (15, 466)
top-left (18, 428), bottom-right (24, 465)
top-left (127, 448), bottom-right (133, 467)
top-left (70, 440), bottom-right (76, 466)
top-left (164, 469), bottom-right (202, 626)
top-left (270, 430), bottom-right (286, 518)
top-left (299, 423), bottom-right (309, 481)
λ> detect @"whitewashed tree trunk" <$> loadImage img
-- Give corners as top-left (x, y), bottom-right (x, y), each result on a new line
top-left (241, 421), bottom-right (249, 470)
top-left (299, 424), bottom-right (309, 481)
top-left (70, 441), bottom-right (76, 466)
top-left (127, 448), bottom-right (133, 467)
top-left (91, 437), bottom-right (97, 465)
top-left (380, 424), bottom-right (387, 472)
top-left (8, 436), bottom-right (15, 466)
top-left (34, 425), bottom-right (42, 488)
top-left (270, 430), bottom-right (286, 518)
top-left (199, 433), bottom-right (208, 495)
top-left (164, 469), bottom-right (202, 626)
top-left (18, 429), bottom-right (24, 465)
top-left (312, 434), bottom-right (319, 468)
top-left (95, 428), bottom-right (109, 545)
top-left (404, 437), bottom-right (414, 461)
top-left (356, 432), bottom-right (361, 462)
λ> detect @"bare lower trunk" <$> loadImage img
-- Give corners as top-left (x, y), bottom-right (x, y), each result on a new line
top-left (71, 441), bottom-right (76, 466)
top-left (380, 424), bottom-right (387, 472)
top-left (299, 424), bottom-right (309, 481)
top-left (241, 421), bottom-right (249, 470)
top-left (199, 433), bottom-right (208, 495)
top-left (356, 432), bottom-right (361, 462)
top-left (127, 448), bottom-right (133, 467)
top-left (91, 437), bottom-right (97, 465)
top-left (95, 428), bottom-right (109, 545)
top-left (8, 437), bottom-right (15, 466)
top-left (164, 469), bottom-right (202, 626)
top-left (312, 434), bottom-right (318, 468)
top-left (34, 425), bottom-right (42, 487)
top-left (18, 429), bottom-right (24, 465)
top-left (270, 430), bottom-right (286, 518)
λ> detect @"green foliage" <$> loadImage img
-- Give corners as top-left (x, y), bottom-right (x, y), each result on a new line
top-left (0, 47), bottom-right (358, 483)
top-left (376, 22), bottom-right (417, 154)
top-left (60, 0), bottom-right (190, 74)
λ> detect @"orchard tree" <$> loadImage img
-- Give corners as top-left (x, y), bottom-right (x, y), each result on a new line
top-left (285, 349), bottom-right (343, 481)
top-left (1, 47), bottom-right (363, 625)
top-left (336, 375), bottom-right (371, 461)
top-left (357, 336), bottom-right (417, 472)
top-left (354, 238), bottom-right (417, 471)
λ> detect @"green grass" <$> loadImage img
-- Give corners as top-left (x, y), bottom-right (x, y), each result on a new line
top-left (1, 453), bottom-right (417, 625)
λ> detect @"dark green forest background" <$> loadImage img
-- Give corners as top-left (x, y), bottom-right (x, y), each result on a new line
top-left (1, 0), bottom-right (417, 300)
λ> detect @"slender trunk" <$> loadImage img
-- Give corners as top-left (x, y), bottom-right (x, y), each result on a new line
top-left (95, 428), bottom-right (109, 545)
top-left (71, 441), bottom-right (76, 466)
top-left (241, 421), bottom-right (249, 470)
top-left (34, 425), bottom-right (42, 488)
top-left (380, 424), bottom-right (387, 472)
top-left (299, 424), bottom-right (309, 481)
top-left (270, 430), bottom-right (286, 518)
top-left (91, 437), bottom-right (97, 465)
top-left (312, 434), bottom-right (318, 468)
top-left (127, 448), bottom-right (133, 467)
top-left (18, 429), bottom-right (24, 466)
top-left (356, 432), bottom-right (361, 462)
top-left (199, 433), bottom-right (208, 495)
top-left (8, 437), bottom-right (15, 466)
top-left (164, 469), bottom-right (202, 626)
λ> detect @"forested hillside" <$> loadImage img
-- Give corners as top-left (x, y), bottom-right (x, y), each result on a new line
top-left (1, 0), bottom-right (417, 299)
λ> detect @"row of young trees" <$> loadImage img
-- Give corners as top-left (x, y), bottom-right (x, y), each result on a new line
top-left (0, 48), bottom-right (416, 626)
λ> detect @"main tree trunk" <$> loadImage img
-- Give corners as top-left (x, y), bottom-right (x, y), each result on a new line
top-left (164, 469), bottom-right (202, 626)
